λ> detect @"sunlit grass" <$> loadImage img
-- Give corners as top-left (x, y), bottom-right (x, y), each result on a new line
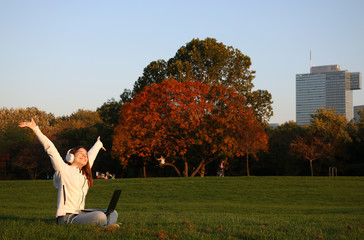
top-left (0, 177), bottom-right (363, 239)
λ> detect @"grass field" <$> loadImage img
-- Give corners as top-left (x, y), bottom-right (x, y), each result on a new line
top-left (0, 177), bottom-right (363, 239)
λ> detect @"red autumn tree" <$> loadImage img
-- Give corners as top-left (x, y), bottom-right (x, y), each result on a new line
top-left (190, 85), bottom-right (268, 177)
top-left (112, 79), bottom-right (268, 177)
top-left (112, 79), bottom-right (212, 177)
top-left (290, 135), bottom-right (333, 176)
top-left (234, 117), bottom-right (268, 176)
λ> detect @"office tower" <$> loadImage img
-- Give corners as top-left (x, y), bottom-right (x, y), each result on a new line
top-left (296, 65), bottom-right (362, 125)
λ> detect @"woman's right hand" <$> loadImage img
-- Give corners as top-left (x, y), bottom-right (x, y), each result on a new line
top-left (18, 118), bottom-right (37, 130)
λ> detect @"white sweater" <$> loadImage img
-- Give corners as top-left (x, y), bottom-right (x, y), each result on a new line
top-left (33, 126), bottom-right (103, 217)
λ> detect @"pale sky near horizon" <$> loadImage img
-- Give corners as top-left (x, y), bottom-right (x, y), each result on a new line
top-left (1, 0), bottom-right (363, 124)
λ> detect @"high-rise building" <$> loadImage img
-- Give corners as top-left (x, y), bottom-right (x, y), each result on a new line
top-left (296, 65), bottom-right (362, 125)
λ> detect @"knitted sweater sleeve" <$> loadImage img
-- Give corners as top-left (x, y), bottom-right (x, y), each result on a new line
top-left (32, 126), bottom-right (65, 171)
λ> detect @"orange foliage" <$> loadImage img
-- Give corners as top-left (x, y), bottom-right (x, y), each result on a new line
top-left (199, 85), bottom-right (268, 159)
top-left (112, 79), bottom-right (268, 176)
top-left (112, 79), bottom-right (211, 167)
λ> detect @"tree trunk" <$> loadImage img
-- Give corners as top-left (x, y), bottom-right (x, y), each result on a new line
top-left (309, 160), bottom-right (313, 176)
top-left (143, 162), bottom-right (147, 178)
top-left (161, 163), bottom-right (181, 177)
top-left (28, 169), bottom-right (37, 180)
top-left (184, 158), bottom-right (188, 177)
top-left (190, 160), bottom-right (205, 177)
top-left (200, 164), bottom-right (206, 177)
top-left (246, 154), bottom-right (250, 176)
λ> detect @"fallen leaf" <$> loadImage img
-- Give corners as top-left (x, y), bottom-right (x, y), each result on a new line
top-left (157, 230), bottom-right (168, 240)
top-left (93, 227), bottom-right (117, 233)
top-left (105, 227), bottom-right (116, 233)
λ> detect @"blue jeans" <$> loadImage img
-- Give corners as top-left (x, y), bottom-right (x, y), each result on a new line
top-left (57, 210), bottom-right (118, 226)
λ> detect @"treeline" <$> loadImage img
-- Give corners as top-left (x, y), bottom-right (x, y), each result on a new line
top-left (0, 106), bottom-right (363, 180)
top-left (261, 108), bottom-right (364, 177)
top-left (0, 107), bottom-right (120, 179)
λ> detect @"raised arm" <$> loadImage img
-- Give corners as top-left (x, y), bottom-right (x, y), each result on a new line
top-left (88, 136), bottom-right (106, 167)
top-left (19, 118), bottom-right (65, 171)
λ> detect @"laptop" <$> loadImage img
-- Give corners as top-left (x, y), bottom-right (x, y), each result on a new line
top-left (82, 189), bottom-right (122, 215)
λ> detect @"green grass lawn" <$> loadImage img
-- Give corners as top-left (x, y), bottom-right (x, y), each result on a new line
top-left (0, 177), bottom-right (363, 239)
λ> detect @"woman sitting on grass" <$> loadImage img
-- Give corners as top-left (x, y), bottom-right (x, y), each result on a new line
top-left (19, 118), bottom-right (118, 226)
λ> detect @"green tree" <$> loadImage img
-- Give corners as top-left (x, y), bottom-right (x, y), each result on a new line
top-left (344, 109), bottom-right (364, 175)
top-left (0, 107), bottom-right (55, 133)
top-left (309, 107), bottom-right (351, 173)
top-left (132, 38), bottom-right (273, 124)
top-left (265, 122), bottom-right (307, 176)
top-left (55, 109), bottom-right (122, 177)
top-left (133, 60), bottom-right (167, 96)
top-left (0, 107), bottom-right (55, 179)
top-left (97, 90), bottom-right (133, 177)
top-left (310, 108), bottom-right (351, 147)
top-left (98, 89), bottom-right (132, 128)
top-left (56, 109), bottom-right (103, 149)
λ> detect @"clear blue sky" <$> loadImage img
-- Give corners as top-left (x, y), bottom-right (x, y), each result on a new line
top-left (1, 0), bottom-right (363, 124)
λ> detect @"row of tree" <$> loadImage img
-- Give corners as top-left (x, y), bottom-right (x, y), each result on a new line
top-left (0, 107), bottom-right (116, 179)
top-left (275, 108), bottom-right (364, 176)
top-left (1, 105), bottom-right (363, 179)
top-left (1, 38), bottom-right (363, 179)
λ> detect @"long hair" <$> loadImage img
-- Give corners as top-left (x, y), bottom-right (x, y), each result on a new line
top-left (68, 146), bottom-right (94, 188)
